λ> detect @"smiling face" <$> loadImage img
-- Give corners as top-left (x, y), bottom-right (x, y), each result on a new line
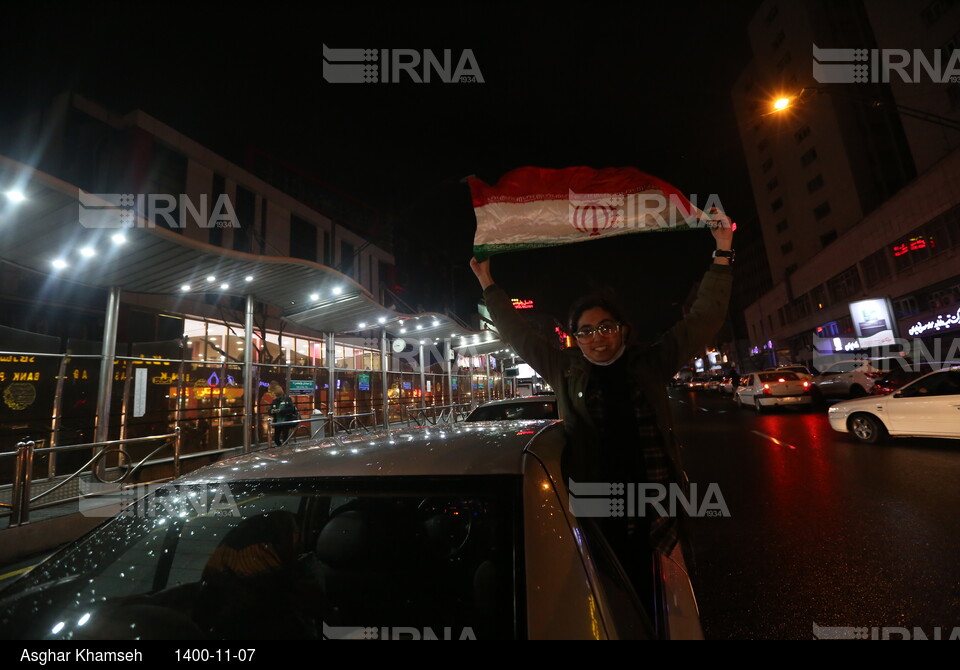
top-left (575, 307), bottom-right (627, 364)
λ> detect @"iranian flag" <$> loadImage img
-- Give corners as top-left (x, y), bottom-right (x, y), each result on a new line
top-left (469, 166), bottom-right (711, 260)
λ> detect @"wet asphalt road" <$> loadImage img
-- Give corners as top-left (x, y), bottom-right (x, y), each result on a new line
top-left (673, 389), bottom-right (960, 640)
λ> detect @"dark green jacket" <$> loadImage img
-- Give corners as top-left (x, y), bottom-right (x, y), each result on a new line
top-left (483, 263), bottom-right (733, 484)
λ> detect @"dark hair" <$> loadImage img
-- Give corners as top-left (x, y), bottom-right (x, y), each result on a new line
top-left (269, 380), bottom-right (285, 392)
top-left (567, 293), bottom-right (630, 336)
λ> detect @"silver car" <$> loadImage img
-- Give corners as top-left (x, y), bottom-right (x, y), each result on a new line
top-left (465, 395), bottom-right (558, 422)
top-left (0, 421), bottom-right (703, 640)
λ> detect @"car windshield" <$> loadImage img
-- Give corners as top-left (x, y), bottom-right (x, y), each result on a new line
top-left (0, 477), bottom-right (521, 640)
top-left (758, 372), bottom-right (799, 382)
top-left (467, 401), bottom-right (557, 422)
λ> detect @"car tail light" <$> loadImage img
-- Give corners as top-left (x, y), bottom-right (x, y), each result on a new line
top-left (762, 384), bottom-right (772, 395)
top-left (802, 381), bottom-right (811, 393)
top-left (864, 371), bottom-right (883, 379)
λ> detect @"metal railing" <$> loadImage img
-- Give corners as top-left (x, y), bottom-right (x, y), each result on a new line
top-left (401, 403), bottom-right (472, 427)
top-left (268, 411), bottom-right (381, 447)
top-left (1, 429), bottom-right (180, 527)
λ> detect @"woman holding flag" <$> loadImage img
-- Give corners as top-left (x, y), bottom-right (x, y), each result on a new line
top-left (468, 165), bottom-right (734, 619)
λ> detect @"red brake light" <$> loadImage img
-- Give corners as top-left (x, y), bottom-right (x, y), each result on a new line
top-left (762, 384), bottom-right (772, 395)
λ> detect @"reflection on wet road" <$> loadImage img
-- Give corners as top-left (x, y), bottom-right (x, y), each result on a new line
top-left (672, 389), bottom-right (960, 640)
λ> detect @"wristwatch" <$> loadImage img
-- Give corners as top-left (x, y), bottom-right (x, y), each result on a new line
top-left (712, 248), bottom-right (735, 262)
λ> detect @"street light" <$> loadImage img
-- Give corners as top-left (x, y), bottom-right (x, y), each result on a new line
top-left (770, 87), bottom-right (960, 131)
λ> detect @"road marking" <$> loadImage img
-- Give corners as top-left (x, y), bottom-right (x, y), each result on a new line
top-left (751, 430), bottom-right (798, 450)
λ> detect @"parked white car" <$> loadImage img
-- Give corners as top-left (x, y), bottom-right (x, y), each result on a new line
top-left (828, 367), bottom-right (960, 443)
top-left (735, 371), bottom-right (814, 411)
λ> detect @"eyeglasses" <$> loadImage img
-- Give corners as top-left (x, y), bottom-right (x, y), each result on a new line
top-left (573, 322), bottom-right (621, 343)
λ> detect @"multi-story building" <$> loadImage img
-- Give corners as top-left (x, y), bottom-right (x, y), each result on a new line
top-left (733, 0), bottom-right (960, 367)
top-left (0, 93), bottom-right (501, 464)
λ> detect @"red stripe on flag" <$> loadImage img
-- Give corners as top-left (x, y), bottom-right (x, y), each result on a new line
top-left (468, 166), bottom-right (695, 214)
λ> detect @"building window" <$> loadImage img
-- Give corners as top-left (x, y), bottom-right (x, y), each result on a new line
top-left (210, 173), bottom-right (226, 247)
top-left (811, 284), bottom-right (828, 310)
top-left (233, 186), bottom-right (255, 253)
top-left (800, 147), bottom-right (818, 167)
top-left (781, 241), bottom-right (793, 255)
top-left (341, 240), bottom-right (356, 277)
top-left (762, 158), bottom-right (774, 172)
top-left (814, 201), bottom-right (831, 220)
top-left (820, 230), bottom-right (837, 248)
top-left (827, 266), bottom-right (862, 303)
top-left (860, 248), bottom-right (891, 286)
top-left (807, 174), bottom-right (824, 193)
top-left (927, 283), bottom-right (960, 310)
top-left (772, 197), bottom-right (784, 212)
top-left (290, 215), bottom-right (317, 263)
top-left (776, 219), bottom-right (789, 233)
top-left (794, 126), bottom-right (811, 143)
top-left (893, 296), bottom-right (919, 317)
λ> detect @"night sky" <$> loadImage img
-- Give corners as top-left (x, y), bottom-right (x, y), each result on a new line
top-left (2, 1), bottom-right (762, 336)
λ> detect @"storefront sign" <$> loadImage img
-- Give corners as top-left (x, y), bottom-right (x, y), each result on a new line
top-left (3, 383), bottom-right (36, 410)
top-left (849, 298), bottom-right (897, 347)
top-left (907, 306), bottom-right (960, 336)
top-left (289, 380), bottom-right (315, 395)
top-left (358, 373), bottom-right (371, 391)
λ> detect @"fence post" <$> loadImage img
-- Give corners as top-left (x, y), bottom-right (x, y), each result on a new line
top-left (173, 426), bottom-right (182, 478)
top-left (10, 440), bottom-right (36, 527)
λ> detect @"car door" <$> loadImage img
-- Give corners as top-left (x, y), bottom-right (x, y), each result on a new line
top-left (737, 375), bottom-right (755, 402)
top-left (885, 371), bottom-right (960, 437)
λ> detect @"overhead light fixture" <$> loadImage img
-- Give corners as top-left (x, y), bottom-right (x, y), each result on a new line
top-left (245, 275), bottom-right (254, 282)
top-left (206, 275), bottom-right (216, 282)
top-left (220, 282), bottom-right (229, 290)
top-left (180, 284), bottom-right (191, 291)
top-left (79, 247), bottom-right (96, 258)
top-left (310, 293), bottom-right (320, 301)
top-left (332, 286), bottom-right (343, 295)
top-left (5, 190), bottom-right (25, 203)
top-left (359, 322), bottom-right (366, 329)
top-left (378, 316), bottom-right (387, 324)
top-left (111, 233), bottom-right (127, 244)
top-left (51, 259), bottom-right (68, 269)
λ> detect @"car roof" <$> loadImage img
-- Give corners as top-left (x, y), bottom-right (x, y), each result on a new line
top-left (474, 395), bottom-right (557, 407)
top-left (176, 420), bottom-right (563, 483)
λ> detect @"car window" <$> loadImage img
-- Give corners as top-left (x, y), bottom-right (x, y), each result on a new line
top-left (758, 372), bottom-right (799, 382)
top-left (467, 401), bottom-right (557, 422)
top-left (900, 371), bottom-right (960, 398)
top-left (826, 362), bottom-right (859, 374)
top-left (0, 478), bottom-right (521, 640)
